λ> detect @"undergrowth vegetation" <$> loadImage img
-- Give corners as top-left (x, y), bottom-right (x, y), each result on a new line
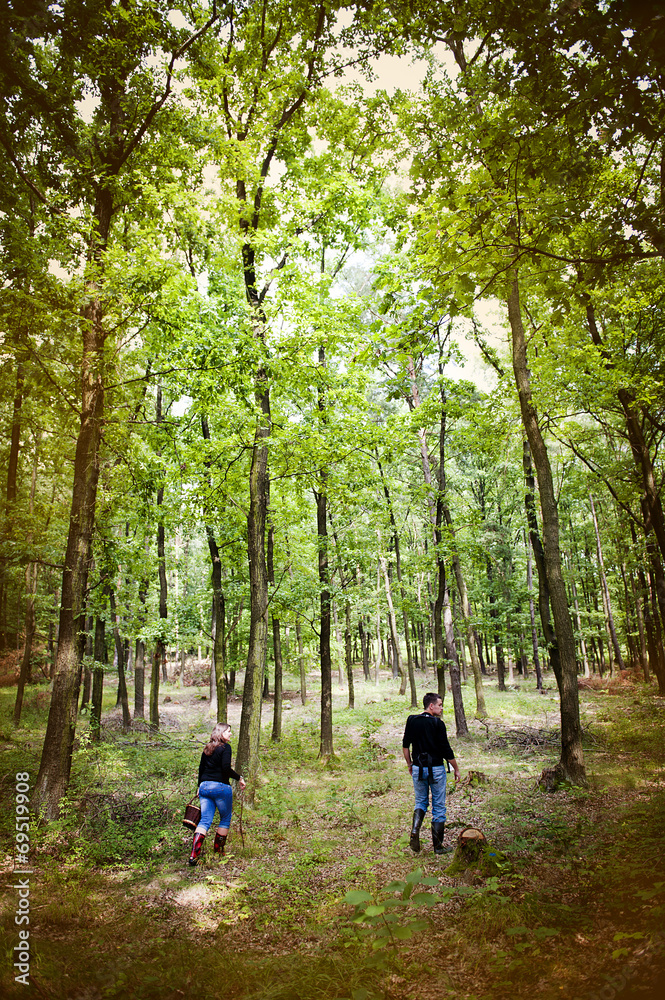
top-left (1, 671), bottom-right (665, 999)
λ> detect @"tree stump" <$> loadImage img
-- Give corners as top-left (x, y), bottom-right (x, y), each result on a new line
top-left (457, 826), bottom-right (487, 863)
top-left (538, 763), bottom-right (566, 792)
top-left (445, 826), bottom-right (501, 876)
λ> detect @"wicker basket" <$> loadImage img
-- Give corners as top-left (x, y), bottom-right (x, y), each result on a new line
top-left (183, 797), bottom-right (201, 830)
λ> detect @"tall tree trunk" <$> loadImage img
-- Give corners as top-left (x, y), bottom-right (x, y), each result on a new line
top-left (316, 479), bottom-right (333, 757)
top-left (201, 415), bottom-right (227, 722)
top-left (91, 615), bottom-right (106, 741)
top-left (268, 525), bottom-right (283, 741)
top-left (344, 600), bottom-right (355, 709)
top-left (14, 438), bottom-right (40, 724)
top-left (589, 494), bottom-right (625, 672)
top-left (443, 506), bottom-right (487, 718)
top-left (360, 617), bottom-right (371, 681)
top-left (286, 536), bottom-right (307, 703)
top-left (151, 386), bottom-right (168, 729)
top-left (407, 357), bottom-right (458, 701)
top-left (134, 568), bottom-right (149, 719)
top-left (235, 352), bottom-right (271, 797)
top-left (380, 554), bottom-right (405, 692)
top-left (526, 536), bottom-right (544, 689)
top-left (33, 190), bottom-right (112, 818)
top-left (487, 558), bottom-right (507, 691)
top-left (109, 587), bottom-right (131, 730)
top-left (315, 343), bottom-right (334, 758)
top-left (376, 455), bottom-right (417, 706)
top-left (80, 616), bottom-right (93, 712)
top-left (523, 438), bottom-right (560, 682)
top-left (647, 544), bottom-right (665, 694)
top-left (585, 301), bottom-right (665, 566)
top-left (509, 274), bottom-right (585, 784)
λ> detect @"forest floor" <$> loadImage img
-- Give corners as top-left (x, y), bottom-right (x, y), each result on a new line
top-left (1, 667), bottom-right (665, 1000)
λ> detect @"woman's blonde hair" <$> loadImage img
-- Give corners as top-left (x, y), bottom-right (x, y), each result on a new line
top-left (203, 722), bottom-right (231, 756)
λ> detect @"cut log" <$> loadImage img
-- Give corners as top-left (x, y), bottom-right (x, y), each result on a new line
top-left (538, 763), bottom-right (566, 792)
top-left (464, 770), bottom-right (488, 786)
top-left (446, 825), bottom-right (500, 876)
top-left (458, 826), bottom-right (487, 861)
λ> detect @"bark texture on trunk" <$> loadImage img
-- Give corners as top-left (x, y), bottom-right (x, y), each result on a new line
top-left (109, 587), bottom-right (131, 730)
top-left (316, 483), bottom-right (333, 757)
top-left (509, 274), bottom-right (585, 784)
top-left (91, 615), bottom-right (105, 741)
top-left (34, 193), bottom-right (111, 816)
top-left (522, 438), bottom-right (560, 683)
top-left (202, 415), bottom-right (227, 723)
top-left (589, 495), bottom-right (625, 672)
top-left (235, 360), bottom-right (270, 796)
top-left (443, 506), bottom-right (487, 718)
top-left (268, 525), bottom-right (283, 741)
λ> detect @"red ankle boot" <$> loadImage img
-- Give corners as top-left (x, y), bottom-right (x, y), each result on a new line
top-left (188, 832), bottom-right (205, 866)
top-left (214, 832), bottom-right (227, 855)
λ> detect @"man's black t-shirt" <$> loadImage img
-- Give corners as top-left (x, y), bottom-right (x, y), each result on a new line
top-left (402, 713), bottom-right (454, 765)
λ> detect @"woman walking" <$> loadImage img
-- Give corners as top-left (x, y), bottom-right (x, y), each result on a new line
top-left (188, 722), bottom-right (246, 866)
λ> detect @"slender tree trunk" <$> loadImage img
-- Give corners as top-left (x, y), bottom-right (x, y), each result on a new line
top-left (443, 506), bottom-right (487, 718)
top-left (286, 536), bottom-right (307, 703)
top-left (91, 615), bottom-right (106, 741)
top-left (586, 301), bottom-right (665, 566)
top-left (523, 438), bottom-right (560, 682)
top-left (201, 416), bottom-right (227, 723)
top-left (316, 480), bottom-right (333, 757)
top-left (509, 274), bottom-right (585, 784)
top-left (81, 616), bottom-right (93, 712)
top-left (376, 455), bottom-right (417, 706)
top-left (380, 553), bottom-right (405, 691)
top-left (647, 544), bottom-right (665, 694)
top-left (14, 439), bottom-right (40, 724)
top-left (134, 569), bottom-right (148, 719)
top-left (360, 617), bottom-right (371, 681)
top-left (151, 386), bottom-right (168, 729)
top-left (268, 525), bottom-right (283, 741)
top-left (526, 537), bottom-right (544, 689)
top-left (407, 358), bottom-right (453, 699)
top-left (315, 343), bottom-right (334, 758)
top-left (134, 638), bottom-right (146, 719)
top-left (236, 346), bottom-right (271, 797)
top-left (590, 495), bottom-right (625, 672)
top-left (109, 588), bottom-right (131, 730)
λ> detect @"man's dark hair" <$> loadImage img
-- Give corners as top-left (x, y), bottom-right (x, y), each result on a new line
top-left (423, 692), bottom-right (441, 710)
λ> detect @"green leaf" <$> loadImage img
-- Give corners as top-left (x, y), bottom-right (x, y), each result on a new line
top-left (406, 868), bottom-right (424, 884)
top-left (412, 892), bottom-right (440, 906)
top-left (364, 905), bottom-right (386, 916)
top-left (345, 890), bottom-right (373, 905)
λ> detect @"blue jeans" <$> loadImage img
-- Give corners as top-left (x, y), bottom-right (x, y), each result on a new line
top-left (412, 765), bottom-right (447, 823)
top-left (198, 781), bottom-right (233, 831)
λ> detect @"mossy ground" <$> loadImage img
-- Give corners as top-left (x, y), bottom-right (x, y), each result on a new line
top-left (1, 667), bottom-right (665, 999)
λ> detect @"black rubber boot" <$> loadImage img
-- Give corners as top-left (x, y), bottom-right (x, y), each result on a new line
top-left (409, 809), bottom-right (426, 853)
top-left (431, 821), bottom-right (452, 855)
top-left (214, 832), bottom-right (227, 855)
top-left (188, 832), bottom-right (205, 866)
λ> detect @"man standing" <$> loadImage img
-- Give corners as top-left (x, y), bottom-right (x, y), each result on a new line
top-left (402, 692), bottom-right (461, 855)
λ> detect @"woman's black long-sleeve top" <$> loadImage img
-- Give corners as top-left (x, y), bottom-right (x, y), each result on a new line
top-left (198, 743), bottom-right (241, 786)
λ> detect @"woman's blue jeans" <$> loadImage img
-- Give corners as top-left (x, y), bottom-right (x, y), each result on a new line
top-left (198, 781), bottom-right (233, 832)
top-left (412, 765), bottom-right (447, 823)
